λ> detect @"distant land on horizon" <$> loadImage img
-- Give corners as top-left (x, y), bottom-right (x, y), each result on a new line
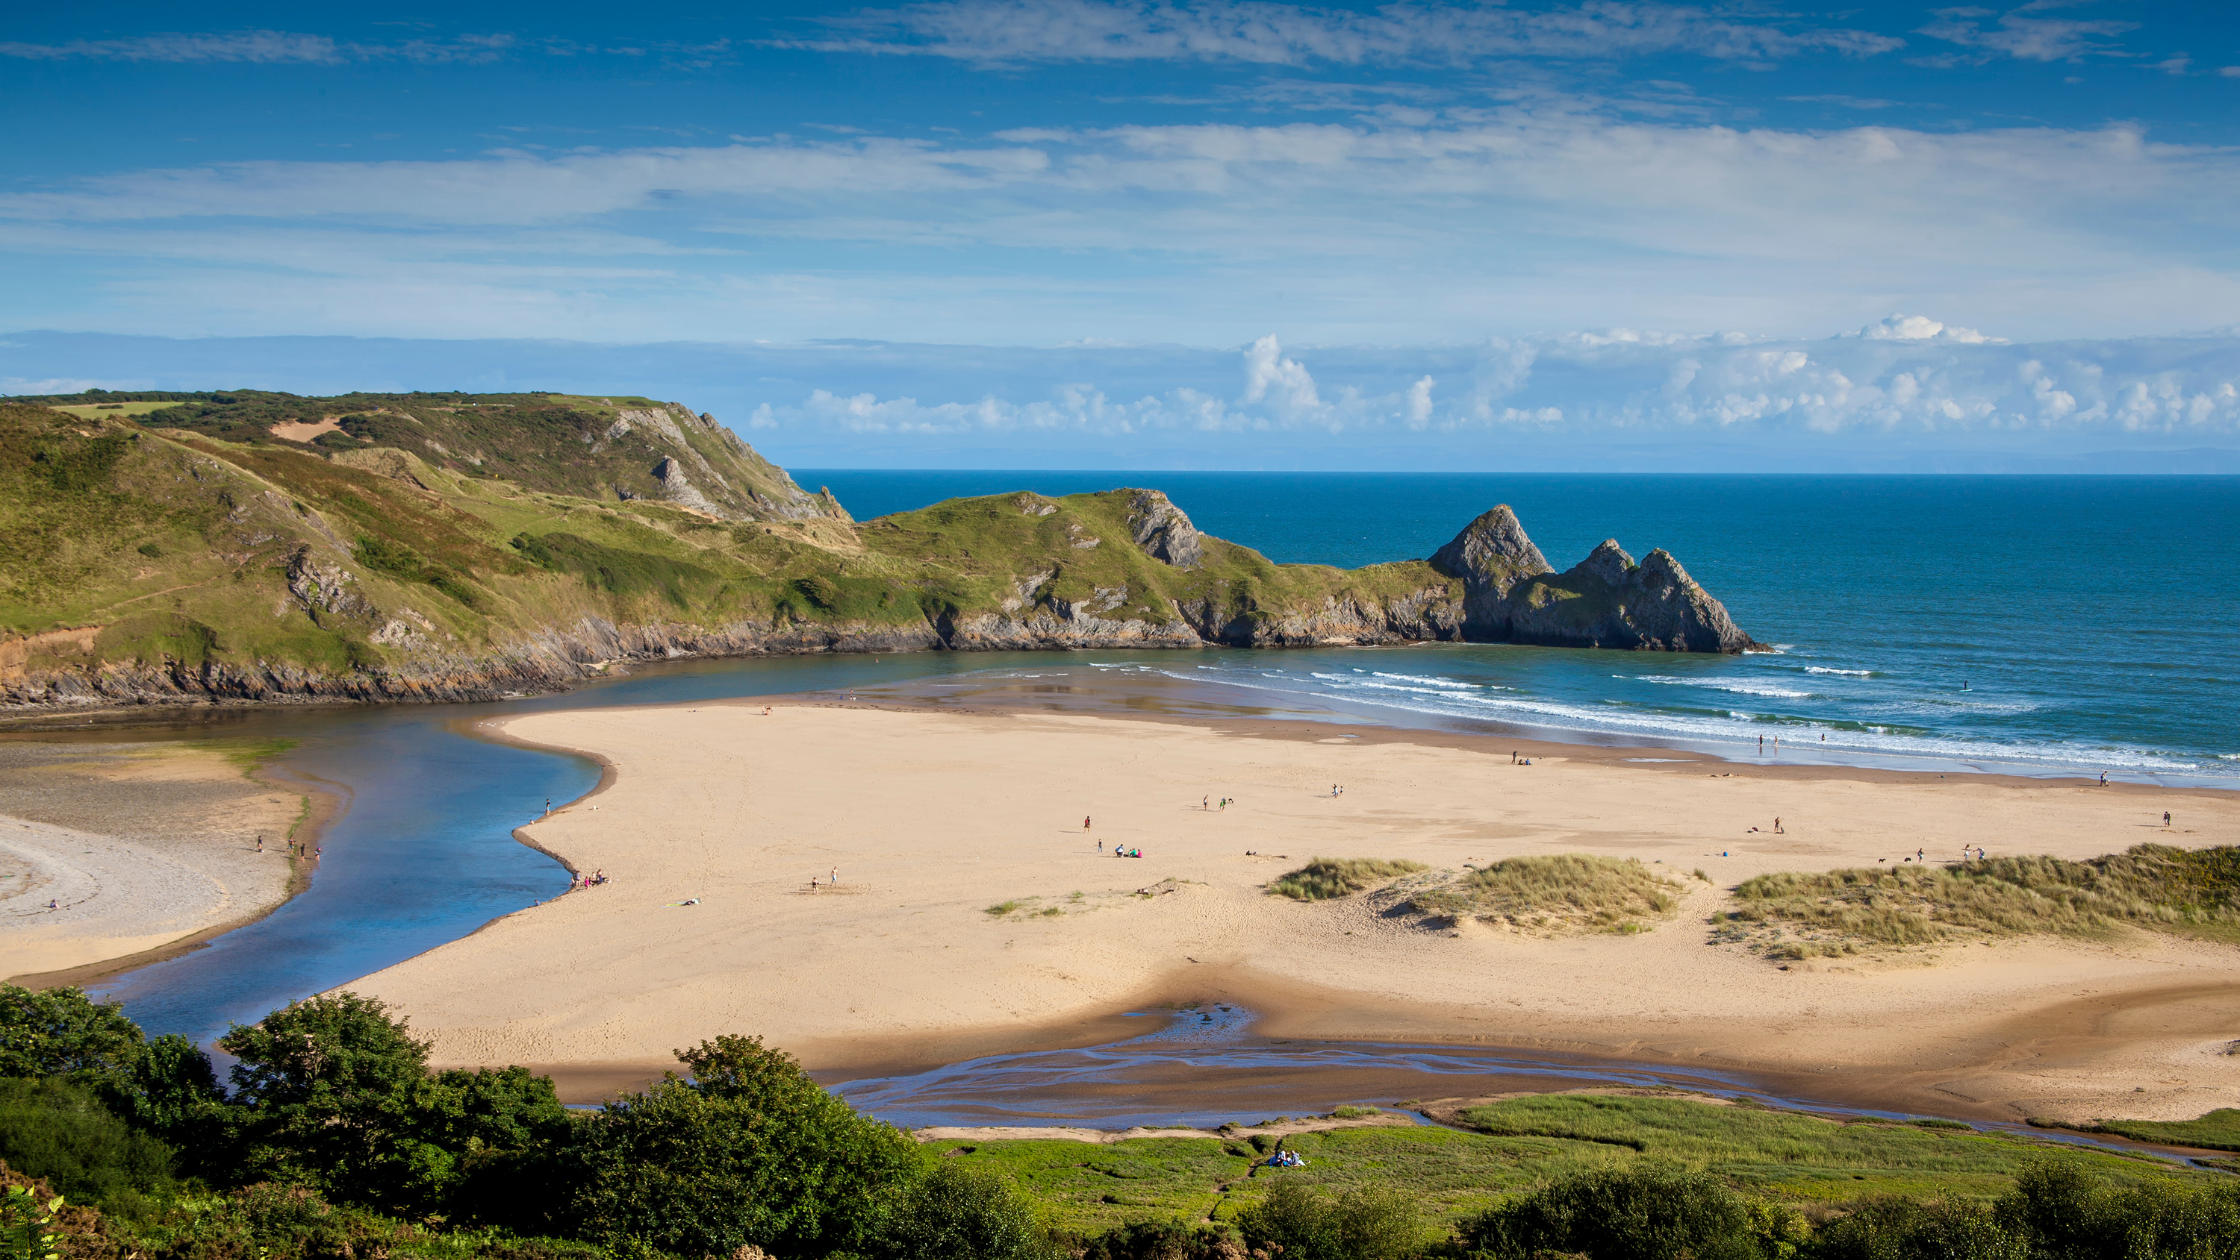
top-left (5, 328), bottom-right (2236, 475)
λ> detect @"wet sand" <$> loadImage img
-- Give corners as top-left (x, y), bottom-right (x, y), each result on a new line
top-left (345, 700), bottom-right (2240, 1125)
top-left (0, 741), bottom-right (321, 983)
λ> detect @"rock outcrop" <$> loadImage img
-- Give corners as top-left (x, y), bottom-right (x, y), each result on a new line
top-left (1125, 490), bottom-right (1203, 568)
top-left (1430, 509), bottom-right (1754, 654)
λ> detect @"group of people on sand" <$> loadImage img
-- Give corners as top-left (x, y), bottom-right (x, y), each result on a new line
top-left (1510, 751), bottom-right (1533, 765)
top-left (572, 870), bottom-right (608, 890)
top-left (1113, 846), bottom-right (1143, 859)
top-left (1201, 796), bottom-right (1235, 811)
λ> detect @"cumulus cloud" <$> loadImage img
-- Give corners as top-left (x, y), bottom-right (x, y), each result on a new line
top-left (794, 0), bottom-right (1904, 65)
top-left (726, 326), bottom-right (2240, 443)
top-left (1853, 313), bottom-right (1999, 343)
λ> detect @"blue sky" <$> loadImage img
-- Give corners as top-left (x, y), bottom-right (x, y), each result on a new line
top-left (5, 0), bottom-right (2238, 468)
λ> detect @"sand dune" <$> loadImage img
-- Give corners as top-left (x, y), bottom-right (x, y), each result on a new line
top-left (351, 702), bottom-right (2240, 1124)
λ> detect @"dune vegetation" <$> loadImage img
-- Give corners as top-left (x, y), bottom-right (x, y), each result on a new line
top-left (1266, 858), bottom-right (1428, 901)
top-left (1407, 853), bottom-right (1683, 935)
top-left (1712, 845), bottom-right (2240, 960)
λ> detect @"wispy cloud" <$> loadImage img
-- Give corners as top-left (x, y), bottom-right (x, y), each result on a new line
top-left (789, 0), bottom-right (1904, 66)
top-left (1918, 5), bottom-right (2136, 63)
top-left (0, 30), bottom-right (517, 65)
top-left (5, 107), bottom-right (2236, 344)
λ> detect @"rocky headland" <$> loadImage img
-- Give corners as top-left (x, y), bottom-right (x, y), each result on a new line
top-left (0, 392), bottom-right (1752, 716)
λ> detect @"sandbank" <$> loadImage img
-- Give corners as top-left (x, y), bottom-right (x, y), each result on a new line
top-left (0, 740), bottom-right (318, 983)
top-left (350, 701), bottom-right (2240, 1124)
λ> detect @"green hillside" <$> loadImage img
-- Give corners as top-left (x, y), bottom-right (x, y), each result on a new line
top-left (12, 388), bottom-right (844, 523)
top-left (0, 397), bottom-right (1463, 711)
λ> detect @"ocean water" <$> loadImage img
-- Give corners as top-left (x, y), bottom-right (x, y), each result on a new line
top-left (800, 472), bottom-right (2240, 784)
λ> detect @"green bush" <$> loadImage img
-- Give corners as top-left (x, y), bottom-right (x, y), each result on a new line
top-left (563, 1034), bottom-right (919, 1257)
top-left (1461, 1164), bottom-right (1758, 1260)
top-left (0, 986), bottom-right (143, 1079)
top-left (1234, 1179), bottom-right (1421, 1260)
top-left (1807, 1197), bottom-right (2023, 1260)
top-left (217, 992), bottom-right (564, 1217)
top-left (876, 1161), bottom-right (1053, 1260)
top-left (0, 1077), bottom-right (175, 1213)
top-left (1072, 1218), bottom-right (1241, 1260)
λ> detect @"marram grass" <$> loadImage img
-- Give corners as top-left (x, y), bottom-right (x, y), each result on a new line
top-left (1410, 853), bottom-right (1681, 935)
top-left (1268, 858), bottom-right (1428, 901)
top-left (1717, 844), bottom-right (2240, 960)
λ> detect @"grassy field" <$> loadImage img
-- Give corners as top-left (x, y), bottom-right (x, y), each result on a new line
top-left (47, 401), bottom-right (179, 418)
top-left (940, 1093), bottom-right (2194, 1237)
top-left (1717, 845), bottom-right (2240, 960)
top-left (2036, 1108), bottom-right (2240, 1152)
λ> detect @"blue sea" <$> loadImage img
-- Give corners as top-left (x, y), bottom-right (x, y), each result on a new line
top-left (801, 472), bottom-right (2240, 785)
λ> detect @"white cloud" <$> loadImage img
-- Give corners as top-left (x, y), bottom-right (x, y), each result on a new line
top-left (720, 326), bottom-right (2240, 443)
top-left (5, 109), bottom-right (2239, 345)
top-left (1854, 313), bottom-right (1998, 343)
top-left (1241, 334), bottom-right (1322, 419)
top-left (0, 30), bottom-right (516, 64)
top-left (794, 0), bottom-right (1904, 65)
top-left (1918, 6), bottom-right (2135, 62)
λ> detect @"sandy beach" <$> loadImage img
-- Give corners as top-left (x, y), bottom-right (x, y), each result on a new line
top-left (0, 740), bottom-right (313, 983)
top-left (341, 700), bottom-right (2240, 1124)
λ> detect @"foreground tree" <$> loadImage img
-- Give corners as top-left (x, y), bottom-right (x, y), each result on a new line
top-left (566, 1034), bottom-right (920, 1257)
top-left (0, 986), bottom-right (142, 1079)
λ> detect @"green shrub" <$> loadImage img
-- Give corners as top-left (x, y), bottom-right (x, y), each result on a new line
top-left (0, 1077), bottom-right (175, 1212)
top-left (0, 987), bottom-right (143, 1079)
top-left (1234, 1179), bottom-right (1421, 1260)
top-left (1268, 858), bottom-right (1427, 901)
top-left (563, 1034), bottom-right (918, 1257)
top-left (876, 1162), bottom-right (1053, 1260)
top-left (1460, 1164), bottom-right (1757, 1260)
top-left (217, 992), bottom-right (563, 1217)
top-left (1807, 1197), bottom-right (2023, 1260)
top-left (1072, 1218), bottom-right (1241, 1260)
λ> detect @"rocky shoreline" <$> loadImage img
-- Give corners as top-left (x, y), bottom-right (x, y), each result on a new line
top-left (2, 502), bottom-right (1754, 719)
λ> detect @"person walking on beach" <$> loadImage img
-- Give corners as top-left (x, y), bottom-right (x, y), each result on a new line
top-left (1203, 796), bottom-right (1209, 811)
top-left (1084, 815), bottom-right (1092, 831)
top-left (831, 866), bottom-right (838, 885)
top-left (2165, 811), bottom-right (2173, 828)
top-left (256, 835), bottom-right (264, 853)
top-left (1773, 817), bottom-right (1783, 834)
top-left (2100, 771), bottom-right (2109, 786)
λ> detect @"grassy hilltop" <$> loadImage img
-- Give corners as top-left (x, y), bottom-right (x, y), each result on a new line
top-left (0, 389), bottom-right (1743, 712)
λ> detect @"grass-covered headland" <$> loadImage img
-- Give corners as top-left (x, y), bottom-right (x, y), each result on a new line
top-left (1, 389), bottom-right (1748, 715)
top-left (5, 985), bottom-right (2237, 1260)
